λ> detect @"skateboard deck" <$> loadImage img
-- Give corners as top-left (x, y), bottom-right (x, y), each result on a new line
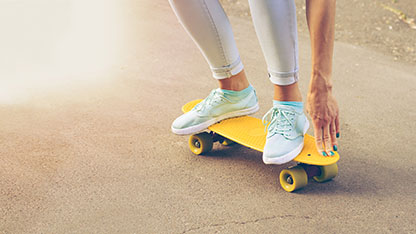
top-left (182, 99), bottom-right (339, 166)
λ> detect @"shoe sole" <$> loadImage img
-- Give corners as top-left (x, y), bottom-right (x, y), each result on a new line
top-left (171, 103), bottom-right (260, 135)
top-left (262, 119), bottom-right (310, 165)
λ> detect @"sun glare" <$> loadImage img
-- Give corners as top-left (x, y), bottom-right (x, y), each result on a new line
top-left (0, 0), bottom-right (125, 104)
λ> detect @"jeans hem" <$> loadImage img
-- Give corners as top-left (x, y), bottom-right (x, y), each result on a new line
top-left (269, 71), bottom-right (299, 86)
top-left (212, 60), bottom-right (244, 79)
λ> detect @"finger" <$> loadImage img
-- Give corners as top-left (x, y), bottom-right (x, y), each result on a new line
top-left (323, 124), bottom-right (333, 156)
top-left (330, 120), bottom-right (338, 152)
top-left (335, 114), bottom-right (340, 138)
top-left (313, 121), bottom-right (326, 156)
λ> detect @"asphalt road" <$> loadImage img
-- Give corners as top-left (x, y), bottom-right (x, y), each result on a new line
top-left (221, 0), bottom-right (416, 65)
top-left (0, 0), bottom-right (415, 233)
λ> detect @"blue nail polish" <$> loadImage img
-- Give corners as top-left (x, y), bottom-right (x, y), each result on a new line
top-left (336, 132), bottom-right (340, 138)
top-left (330, 151), bottom-right (335, 156)
top-left (322, 152), bottom-right (328, 156)
top-left (333, 145), bottom-right (338, 151)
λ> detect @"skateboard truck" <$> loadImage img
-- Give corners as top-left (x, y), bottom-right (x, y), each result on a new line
top-left (211, 132), bottom-right (235, 146)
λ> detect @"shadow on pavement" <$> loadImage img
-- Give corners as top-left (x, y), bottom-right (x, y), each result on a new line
top-left (192, 141), bottom-right (414, 198)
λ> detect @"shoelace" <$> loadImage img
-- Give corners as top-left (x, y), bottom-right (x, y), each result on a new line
top-left (194, 89), bottom-right (231, 113)
top-left (262, 106), bottom-right (299, 139)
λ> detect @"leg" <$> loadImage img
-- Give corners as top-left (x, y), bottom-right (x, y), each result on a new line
top-left (249, 0), bottom-right (309, 165)
top-left (248, 0), bottom-right (302, 100)
top-left (169, 0), bottom-right (248, 91)
top-left (169, 0), bottom-right (259, 135)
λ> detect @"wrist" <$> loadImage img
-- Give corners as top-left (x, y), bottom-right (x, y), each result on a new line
top-left (309, 72), bottom-right (333, 94)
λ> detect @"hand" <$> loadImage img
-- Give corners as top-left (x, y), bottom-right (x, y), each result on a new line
top-left (306, 85), bottom-right (340, 156)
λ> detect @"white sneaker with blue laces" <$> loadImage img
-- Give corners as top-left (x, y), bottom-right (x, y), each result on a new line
top-left (171, 86), bottom-right (259, 135)
top-left (262, 105), bottom-right (309, 164)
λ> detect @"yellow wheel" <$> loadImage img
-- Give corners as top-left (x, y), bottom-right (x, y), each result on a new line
top-left (188, 132), bottom-right (213, 155)
top-left (279, 166), bottom-right (308, 192)
top-left (313, 163), bottom-right (338, 183)
top-left (220, 138), bottom-right (235, 146)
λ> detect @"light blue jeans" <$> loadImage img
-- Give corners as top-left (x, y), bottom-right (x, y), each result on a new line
top-left (169, 0), bottom-right (299, 86)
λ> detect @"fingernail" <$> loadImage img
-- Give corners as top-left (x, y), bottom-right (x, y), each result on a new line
top-left (336, 132), bottom-right (340, 138)
top-left (333, 145), bottom-right (338, 151)
top-left (329, 151), bottom-right (335, 156)
top-left (322, 152), bottom-right (328, 156)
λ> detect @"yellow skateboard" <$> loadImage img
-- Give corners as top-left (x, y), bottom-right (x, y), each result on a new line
top-left (182, 99), bottom-right (340, 192)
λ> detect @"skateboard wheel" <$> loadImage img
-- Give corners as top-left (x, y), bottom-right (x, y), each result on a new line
top-left (188, 132), bottom-right (213, 155)
top-left (313, 163), bottom-right (338, 183)
top-left (220, 138), bottom-right (235, 146)
top-left (279, 166), bottom-right (308, 192)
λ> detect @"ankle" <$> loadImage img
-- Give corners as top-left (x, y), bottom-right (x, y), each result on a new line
top-left (219, 70), bottom-right (250, 91)
top-left (273, 83), bottom-right (302, 102)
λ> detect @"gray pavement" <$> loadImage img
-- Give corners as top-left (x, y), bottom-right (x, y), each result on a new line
top-left (0, 0), bottom-right (415, 233)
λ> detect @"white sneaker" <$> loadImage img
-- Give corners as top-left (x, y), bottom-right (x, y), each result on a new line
top-left (171, 86), bottom-right (259, 135)
top-left (262, 105), bottom-right (309, 164)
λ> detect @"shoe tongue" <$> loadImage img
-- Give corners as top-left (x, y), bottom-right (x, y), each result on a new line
top-left (273, 105), bottom-right (297, 116)
top-left (218, 88), bottom-right (239, 100)
top-left (273, 104), bottom-right (291, 110)
top-left (215, 88), bottom-right (224, 95)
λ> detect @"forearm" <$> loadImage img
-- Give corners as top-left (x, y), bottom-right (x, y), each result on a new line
top-left (306, 0), bottom-right (336, 93)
